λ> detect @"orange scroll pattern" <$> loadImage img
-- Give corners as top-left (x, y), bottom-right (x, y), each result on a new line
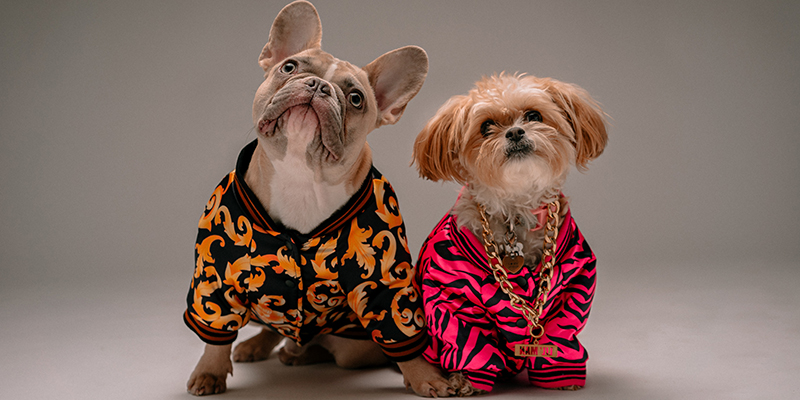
top-left (184, 159), bottom-right (427, 361)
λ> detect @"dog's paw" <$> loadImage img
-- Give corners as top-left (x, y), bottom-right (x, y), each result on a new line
top-left (187, 344), bottom-right (232, 396)
top-left (547, 385), bottom-right (584, 391)
top-left (233, 329), bottom-right (283, 363)
top-left (186, 372), bottom-right (228, 396)
top-left (447, 372), bottom-right (487, 397)
top-left (397, 356), bottom-right (455, 397)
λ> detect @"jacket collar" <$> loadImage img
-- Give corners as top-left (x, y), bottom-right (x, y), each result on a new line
top-left (231, 140), bottom-right (374, 238)
top-left (449, 197), bottom-right (574, 274)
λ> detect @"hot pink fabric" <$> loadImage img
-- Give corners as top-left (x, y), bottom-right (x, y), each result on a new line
top-left (415, 197), bottom-right (596, 391)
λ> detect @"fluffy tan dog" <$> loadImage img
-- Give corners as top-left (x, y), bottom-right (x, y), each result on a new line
top-left (412, 73), bottom-right (607, 395)
top-left (414, 73), bottom-right (607, 267)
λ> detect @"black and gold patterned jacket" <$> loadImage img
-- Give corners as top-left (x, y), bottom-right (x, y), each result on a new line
top-left (184, 140), bottom-right (427, 361)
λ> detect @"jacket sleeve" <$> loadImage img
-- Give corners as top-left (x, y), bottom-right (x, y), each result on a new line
top-left (184, 184), bottom-right (252, 345)
top-left (527, 220), bottom-right (595, 389)
top-left (418, 235), bottom-right (508, 393)
top-left (340, 179), bottom-right (428, 362)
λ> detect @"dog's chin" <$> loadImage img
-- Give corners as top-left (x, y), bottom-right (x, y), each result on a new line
top-left (261, 105), bottom-right (343, 163)
top-left (503, 161), bottom-right (554, 193)
top-left (472, 154), bottom-right (563, 203)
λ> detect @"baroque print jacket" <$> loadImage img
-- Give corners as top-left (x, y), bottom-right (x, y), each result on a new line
top-left (184, 140), bottom-right (427, 361)
top-left (416, 195), bottom-right (596, 391)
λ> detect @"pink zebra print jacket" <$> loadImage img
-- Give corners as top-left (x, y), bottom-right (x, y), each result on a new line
top-left (415, 196), bottom-right (596, 392)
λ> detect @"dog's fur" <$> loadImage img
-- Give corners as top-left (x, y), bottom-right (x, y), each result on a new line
top-left (186, 1), bottom-right (451, 396)
top-left (412, 73), bottom-right (607, 393)
top-left (413, 73), bottom-right (607, 269)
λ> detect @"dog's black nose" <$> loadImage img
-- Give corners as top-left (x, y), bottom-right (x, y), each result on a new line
top-left (306, 78), bottom-right (331, 96)
top-left (505, 127), bottom-right (525, 142)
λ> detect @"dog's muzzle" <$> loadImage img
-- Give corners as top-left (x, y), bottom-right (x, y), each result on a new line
top-left (505, 128), bottom-right (534, 158)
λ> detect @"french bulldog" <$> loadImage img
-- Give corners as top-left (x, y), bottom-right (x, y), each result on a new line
top-left (184, 1), bottom-right (453, 397)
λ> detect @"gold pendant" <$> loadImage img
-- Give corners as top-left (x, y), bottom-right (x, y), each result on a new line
top-left (502, 255), bottom-right (524, 273)
top-left (515, 344), bottom-right (558, 358)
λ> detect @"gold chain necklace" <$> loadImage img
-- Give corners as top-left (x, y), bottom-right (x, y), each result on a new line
top-left (478, 200), bottom-right (560, 358)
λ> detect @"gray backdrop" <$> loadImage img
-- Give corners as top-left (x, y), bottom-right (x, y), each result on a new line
top-left (1, 1), bottom-right (798, 398)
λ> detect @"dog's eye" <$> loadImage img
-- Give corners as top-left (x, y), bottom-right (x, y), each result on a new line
top-left (480, 120), bottom-right (496, 136)
top-left (280, 61), bottom-right (298, 74)
top-left (348, 91), bottom-right (363, 109)
top-left (524, 110), bottom-right (543, 123)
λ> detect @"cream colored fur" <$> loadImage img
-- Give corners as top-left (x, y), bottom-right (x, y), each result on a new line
top-left (188, 1), bottom-right (451, 397)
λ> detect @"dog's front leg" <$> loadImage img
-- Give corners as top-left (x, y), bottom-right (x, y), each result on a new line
top-left (397, 355), bottom-right (454, 398)
top-left (187, 343), bottom-right (233, 396)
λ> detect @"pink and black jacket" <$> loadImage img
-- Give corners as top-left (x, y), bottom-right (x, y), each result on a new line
top-left (415, 195), bottom-right (596, 391)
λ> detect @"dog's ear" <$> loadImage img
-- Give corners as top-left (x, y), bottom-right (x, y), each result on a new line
top-left (545, 79), bottom-right (608, 170)
top-left (412, 95), bottom-right (471, 183)
top-left (259, 0), bottom-right (322, 72)
top-left (363, 46), bottom-right (428, 127)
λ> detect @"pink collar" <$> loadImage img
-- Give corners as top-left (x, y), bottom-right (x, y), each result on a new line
top-left (529, 204), bottom-right (548, 232)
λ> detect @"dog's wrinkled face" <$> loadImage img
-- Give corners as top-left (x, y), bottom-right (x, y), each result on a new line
top-left (244, 0), bottom-right (426, 233)
top-left (249, 1), bottom-right (427, 190)
top-left (253, 48), bottom-right (377, 178)
top-left (413, 73), bottom-right (607, 198)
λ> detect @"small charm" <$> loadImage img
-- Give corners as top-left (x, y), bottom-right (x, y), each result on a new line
top-left (502, 241), bottom-right (524, 273)
top-left (515, 344), bottom-right (558, 358)
top-left (502, 255), bottom-right (524, 273)
top-left (504, 241), bottom-right (524, 257)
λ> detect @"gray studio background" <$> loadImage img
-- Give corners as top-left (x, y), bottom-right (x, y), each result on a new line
top-left (1, 1), bottom-right (798, 399)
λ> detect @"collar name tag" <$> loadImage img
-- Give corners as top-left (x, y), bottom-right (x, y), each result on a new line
top-left (515, 344), bottom-right (558, 358)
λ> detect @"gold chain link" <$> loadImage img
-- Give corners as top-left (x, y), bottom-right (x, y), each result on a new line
top-left (479, 201), bottom-right (560, 344)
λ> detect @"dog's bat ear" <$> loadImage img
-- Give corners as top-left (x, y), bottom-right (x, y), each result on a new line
top-left (412, 95), bottom-right (471, 183)
top-left (363, 46), bottom-right (428, 127)
top-left (259, 0), bottom-right (322, 72)
top-left (545, 79), bottom-right (608, 170)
